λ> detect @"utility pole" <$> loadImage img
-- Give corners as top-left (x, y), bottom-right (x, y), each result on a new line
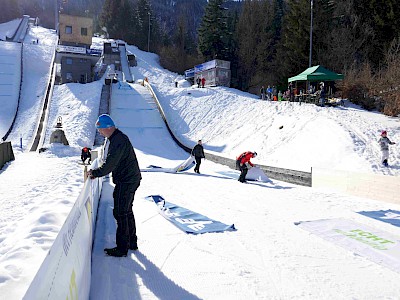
top-left (54, 0), bottom-right (59, 34)
top-left (147, 12), bottom-right (151, 52)
top-left (309, 0), bottom-right (313, 68)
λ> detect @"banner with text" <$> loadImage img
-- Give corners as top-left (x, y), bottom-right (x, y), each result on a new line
top-left (296, 218), bottom-right (400, 274)
top-left (141, 156), bottom-right (195, 173)
top-left (146, 195), bottom-right (236, 234)
top-left (357, 210), bottom-right (400, 228)
top-left (24, 160), bottom-right (102, 299)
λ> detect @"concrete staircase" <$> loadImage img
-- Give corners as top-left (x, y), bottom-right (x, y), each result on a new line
top-left (94, 84), bottom-right (110, 146)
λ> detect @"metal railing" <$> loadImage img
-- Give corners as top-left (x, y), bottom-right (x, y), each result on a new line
top-left (29, 42), bottom-right (58, 151)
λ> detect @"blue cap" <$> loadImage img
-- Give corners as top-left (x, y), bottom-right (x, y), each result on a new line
top-left (95, 114), bottom-right (115, 128)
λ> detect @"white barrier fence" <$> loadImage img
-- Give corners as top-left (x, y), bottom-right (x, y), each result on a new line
top-left (24, 159), bottom-right (103, 299)
top-left (312, 168), bottom-right (400, 205)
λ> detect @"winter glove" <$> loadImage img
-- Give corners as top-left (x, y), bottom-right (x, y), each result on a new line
top-left (87, 170), bottom-right (95, 179)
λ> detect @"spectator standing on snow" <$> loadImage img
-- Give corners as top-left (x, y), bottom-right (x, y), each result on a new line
top-left (266, 85), bottom-right (272, 101)
top-left (278, 90), bottom-right (283, 101)
top-left (260, 86), bottom-right (265, 100)
top-left (236, 151), bottom-right (257, 183)
top-left (196, 77), bottom-right (201, 88)
top-left (378, 130), bottom-right (396, 167)
top-left (272, 86), bottom-right (278, 101)
top-left (288, 82), bottom-right (294, 102)
top-left (191, 140), bottom-right (205, 174)
top-left (201, 77), bottom-right (206, 88)
top-left (88, 114), bottom-right (142, 257)
top-left (319, 82), bottom-right (326, 106)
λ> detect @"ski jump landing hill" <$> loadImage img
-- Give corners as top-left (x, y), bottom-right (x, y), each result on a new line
top-left (0, 16), bottom-right (30, 141)
top-left (0, 41), bottom-right (21, 140)
top-left (142, 80), bottom-right (399, 205)
top-left (118, 43), bottom-right (134, 83)
top-left (23, 70), bottom-right (399, 298)
top-left (23, 75), bottom-right (192, 298)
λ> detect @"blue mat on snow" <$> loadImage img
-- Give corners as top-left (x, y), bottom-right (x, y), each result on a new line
top-left (146, 195), bottom-right (236, 234)
top-left (357, 210), bottom-right (400, 228)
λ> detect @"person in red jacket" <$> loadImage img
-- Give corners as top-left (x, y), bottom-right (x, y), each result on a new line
top-left (236, 151), bottom-right (257, 183)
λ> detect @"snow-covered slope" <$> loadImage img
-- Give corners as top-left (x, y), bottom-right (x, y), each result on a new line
top-left (126, 43), bottom-right (400, 175)
top-left (0, 29), bottom-right (399, 300)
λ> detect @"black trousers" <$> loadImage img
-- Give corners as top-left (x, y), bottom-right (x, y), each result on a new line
top-left (81, 153), bottom-right (91, 163)
top-left (237, 161), bottom-right (248, 182)
top-left (194, 156), bottom-right (202, 172)
top-left (112, 181), bottom-right (140, 252)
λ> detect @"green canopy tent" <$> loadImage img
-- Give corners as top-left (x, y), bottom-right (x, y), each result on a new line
top-left (288, 65), bottom-right (344, 82)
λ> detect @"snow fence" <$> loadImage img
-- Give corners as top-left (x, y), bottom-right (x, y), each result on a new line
top-left (23, 159), bottom-right (103, 299)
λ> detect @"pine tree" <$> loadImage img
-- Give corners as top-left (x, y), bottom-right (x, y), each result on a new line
top-left (99, 0), bottom-right (123, 39)
top-left (316, 0), bottom-right (370, 71)
top-left (353, 0), bottom-right (400, 68)
top-left (1, 0), bottom-right (20, 23)
top-left (278, 0), bottom-right (310, 78)
top-left (134, 0), bottom-right (152, 50)
top-left (235, 0), bottom-right (276, 90)
top-left (197, 0), bottom-right (230, 60)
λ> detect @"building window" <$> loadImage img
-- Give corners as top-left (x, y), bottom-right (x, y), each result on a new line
top-left (65, 26), bottom-right (72, 34)
top-left (66, 72), bottom-right (73, 81)
top-left (81, 27), bottom-right (88, 36)
top-left (66, 58), bottom-right (73, 65)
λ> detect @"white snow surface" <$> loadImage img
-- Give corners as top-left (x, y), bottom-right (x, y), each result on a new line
top-left (0, 26), bottom-right (399, 300)
top-left (0, 18), bottom-right (20, 41)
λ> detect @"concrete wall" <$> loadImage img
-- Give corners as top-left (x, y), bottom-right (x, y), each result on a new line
top-left (61, 56), bottom-right (91, 83)
top-left (312, 168), bottom-right (400, 205)
top-left (0, 142), bottom-right (15, 170)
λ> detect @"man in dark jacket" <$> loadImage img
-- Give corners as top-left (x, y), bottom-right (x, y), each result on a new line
top-left (191, 140), bottom-right (205, 174)
top-left (88, 114), bottom-right (142, 257)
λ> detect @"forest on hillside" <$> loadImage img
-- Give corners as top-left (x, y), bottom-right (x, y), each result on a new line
top-left (2, 0), bottom-right (400, 116)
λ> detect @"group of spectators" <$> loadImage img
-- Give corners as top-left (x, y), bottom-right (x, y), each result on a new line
top-left (196, 77), bottom-right (206, 88)
top-left (259, 85), bottom-right (280, 101)
top-left (259, 82), bottom-right (327, 106)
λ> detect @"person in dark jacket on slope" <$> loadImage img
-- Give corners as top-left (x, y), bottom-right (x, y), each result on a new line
top-left (236, 151), bottom-right (257, 183)
top-left (191, 140), bottom-right (205, 174)
top-left (87, 114), bottom-right (142, 257)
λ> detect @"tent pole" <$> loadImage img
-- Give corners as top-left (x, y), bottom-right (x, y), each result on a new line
top-left (309, 0), bottom-right (313, 68)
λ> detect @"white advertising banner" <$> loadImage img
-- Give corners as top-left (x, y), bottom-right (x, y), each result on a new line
top-left (23, 160), bottom-right (102, 299)
top-left (296, 218), bottom-right (400, 274)
top-left (246, 167), bottom-right (272, 183)
top-left (57, 45), bottom-right (86, 54)
top-left (141, 156), bottom-right (195, 173)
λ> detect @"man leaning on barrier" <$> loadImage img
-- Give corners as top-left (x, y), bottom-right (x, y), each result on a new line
top-left (87, 114), bottom-right (142, 257)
